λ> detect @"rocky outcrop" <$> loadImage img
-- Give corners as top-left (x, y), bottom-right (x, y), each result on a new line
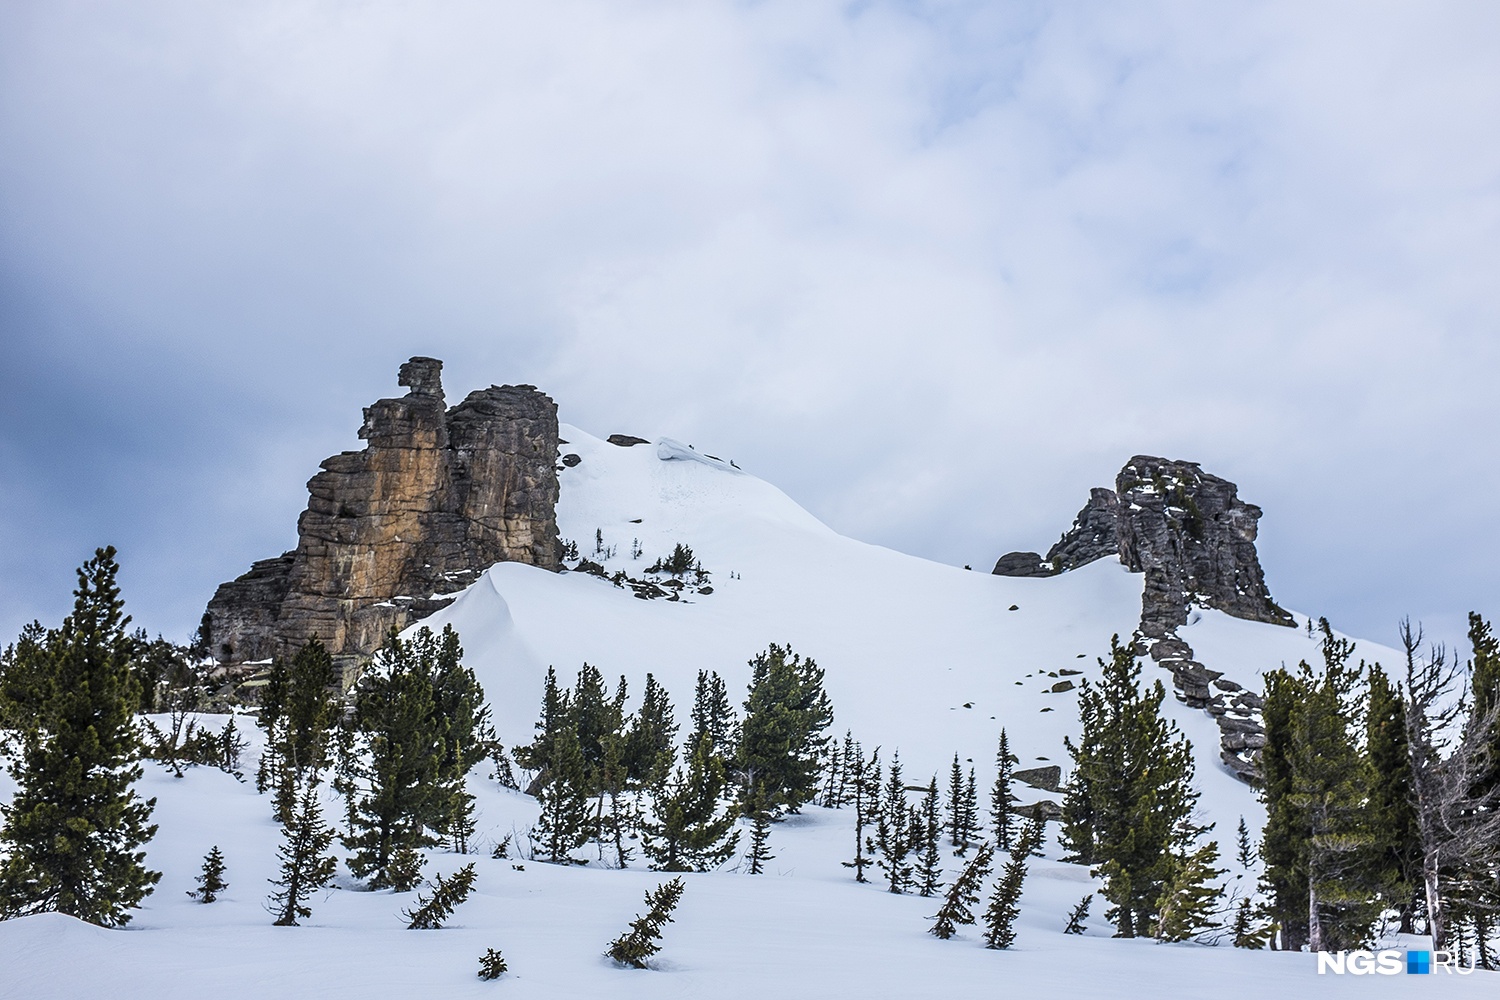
top-left (992, 455), bottom-right (1293, 783)
top-left (204, 358), bottom-right (559, 685)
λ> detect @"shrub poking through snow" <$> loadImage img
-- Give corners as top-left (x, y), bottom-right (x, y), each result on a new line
top-left (1064, 893), bottom-right (1093, 934)
top-left (606, 877), bottom-right (685, 968)
top-left (188, 846), bottom-right (228, 903)
top-left (403, 863), bottom-right (477, 929)
top-left (477, 948), bottom-right (508, 980)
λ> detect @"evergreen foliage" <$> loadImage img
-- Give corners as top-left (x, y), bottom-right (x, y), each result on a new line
top-left (841, 745), bottom-right (880, 883)
top-left (746, 809), bottom-right (774, 875)
top-left (1152, 840), bottom-right (1226, 942)
top-left (1258, 659), bottom-right (1306, 949)
top-left (477, 948), bottom-right (508, 980)
top-left (1062, 635), bottom-right (1207, 938)
top-left (929, 841), bottom-right (993, 940)
top-left (642, 734), bottom-right (740, 872)
top-left (990, 729), bottom-right (1017, 852)
top-left (875, 751), bottom-right (913, 894)
top-left (946, 754), bottom-right (965, 848)
top-left (267, 778), bottom-right (338, 926)
top-left (690, 669), bottom-right (736, 763)
top-left (624, 673), bottom-right (677, 785)
top-left (737, 644), bottom-right (833, 816)
top-left (188, 846), bottom-right (229, 903)
top-left (1231, 897), bottom-right (1273, 949)
top-left (984, 818), bottom-right (1042, 949)
top-left (915, 778), bottom-right (944, 897)
top-left (403, 863), bottom-right (478, 929)
top-left (606, 878), bottom-right (685, 969)
top-left (533, 725), bottom-right (591, 864)
top-left (0, 547), bottom-right (161, 927)
top-left (1366, 663), bottom-right (1421, 933)
top-left (1064, 893), bottom-right (1093, 934)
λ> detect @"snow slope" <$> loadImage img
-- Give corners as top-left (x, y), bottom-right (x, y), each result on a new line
top-left (3, 423), bottom-right (1477, 999)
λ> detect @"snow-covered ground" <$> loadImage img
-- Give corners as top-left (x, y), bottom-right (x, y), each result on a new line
top-left (2, 424), bottom-right (1487, 997)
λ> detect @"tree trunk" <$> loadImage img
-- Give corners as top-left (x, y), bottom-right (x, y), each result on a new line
top-left (1424, 865), bottom-right (1445, 951)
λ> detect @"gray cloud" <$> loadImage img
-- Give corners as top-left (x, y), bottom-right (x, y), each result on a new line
top-left (2, 1), bottom-right (1497, 658)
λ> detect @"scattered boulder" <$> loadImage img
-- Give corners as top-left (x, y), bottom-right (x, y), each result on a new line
top-left (607, 434), bottom-right (650, 447)
top-left (1013, 765), bottom-right (1063, 792)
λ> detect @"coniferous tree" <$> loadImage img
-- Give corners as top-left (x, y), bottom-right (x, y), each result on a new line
top-left (255, 654), bottom-right (290, 794)
top-left (0, 548), bottom-right (161, 926)
top-left (1258, 660), bottom-right (1307, 950)
top-left (745, 781), bottom-right (775, 875)
top-left (984, 818), bottom-right (1042, 949)
top-left (690, 669), bottom-right (736, 764)
top-left (737, 644), bottom-right (833, 816)
top-left (916, 778), bottom-right (944, 897)
top-left (991, 729), bottom-right (1017, 852)
top-left (1152, 840), bottom-right (1226, 942)
top-left (267, 639), bottom-right (339, 824)
top-left (268, 777), bottom-right (338, 926)
top-left (607, 878), bottom-right (685, 969)
top-left (1064, 894), bottom-right (1093, 934)
top-left (403, 863), bottom-right (478, 929)
top-left (344, 628), bottom-right (445, 888)
top-left (1366, 663), bottom-right (1421, 933)
top-left (625, 673), bottom-right (678, 785)
top-left (875, 751), bottom-right (913, 894)
top-left (1232, 897), bottom-right (1273, 949)
top-left (1235, 817), bottom-right (1254, 871)
top-left (842, 745), bottom-right (880, 883)
top-left (1063, 635), bottom-right (1207, 938)
top-left (642, 734), bottom-right (740, 872)
top-left (946, 754), bottom-right (965, 848)
top-left (188, 846), bottom-right (229, 903)
top-left (428, 626), bottom-right (496, 853)
top-left (929, 841), bottom-right (993, 940)
top-left (533, 725), bottom-right (591, 864)
top-left (959, 768), bottom-right (981, 853)
top-left (477, 948), bottom-right (508, 980)
top-left (514, 666), bottom-right (569, 776)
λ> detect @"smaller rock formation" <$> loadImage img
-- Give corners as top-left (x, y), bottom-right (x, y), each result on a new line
top-left (606, 434), bottom-right (650, 447)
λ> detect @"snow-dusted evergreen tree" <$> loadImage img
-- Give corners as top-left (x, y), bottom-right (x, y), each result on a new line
top-left (188, 846), bottom-right (228, 903)
top-left (607, 878), bottom-right (685, 969)
top-left (0, 548), bottom-right (161, 927)
top-left (875, 751), bottom-right (913, 894)
top-left (984, 817), bottom-right (1042, 949)
top-left (403, 863), bottom-right (477, 929)
top-left (737, 643), bottom-right (833, 816)
top-left (477, 948), bottom-right (508, 980)
top-left (990, 728), bottom-right (1017, 852)
top-left (841, 744), bottom-right (880, 883)
top-left (929, 842), bottom-right (993, 940)
top-left (642, 734), bottom-right (740, 872)
top-left (267, 777), bottom-right (338, 926)
top-left (915, 778), bottom-right (944, 897)
top-left (1152, 840), bottom-right (1226, 942)
top-left (1063, 894), bottom-right (1092, 934)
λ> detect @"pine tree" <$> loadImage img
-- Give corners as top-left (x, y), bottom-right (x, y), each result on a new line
top-left (267, 639), bottom-right (339, 824)
top-left (876, 751), bottom-right (913, 894)
top-left (915, 778), bottom-right (944, 897)
top-left (1064, 636), bottom-right (1206, 938)
top-left (255, 655), bottom-right (289, 794)
top-left (428, 626), bottom-right (496, 853)
top-left (1258, 661), bottom-right (1307, 950)
top-left (737, 643), bottom-right (834, 816)
top-left (267, 778), bottom-right (338, 926)
top-left (990, 729), bottom-right (1017, 852)
top-left (477, 948), bottom-right (508, 980)
top-left (959, 768), bottom-right (981, 853)
top-left (946, 754), bottom-right (965, 848)
top-left (691, 669), bottom-right (736, 763)
top-left (1064, 894), bottom-right (1092, 934)
top-left (1232, 897), bottom-right (1273, 949)
top-left (534, 725), bottom-right (591, 864)
top-left (985, 819), bottom-right (1042, 949)
top-left (1366, 663), bottom-right (1421, 933)
top-left (1235, 817), bottom-right (1254, 871)
top-left (625, 673), bottom-right (678, 785)
top-left (0, 547), bottom-right (161, 926)
top-left (606, 878), bottom-right (685, 969)
top-left (403, 863), bottom-right (478, 929)
top-left (841, 744), bottom-right (879, 883)
top-left (1152, 840), bottom-right (1226, 942)
top-left (188, 846), bottom-right (229, 903)
top-left (344, 628), bottom-right (445, 887)
top-left (642, 734), bottom-right (740, 872)
top-left (929, 842), bottom-right (993, 939)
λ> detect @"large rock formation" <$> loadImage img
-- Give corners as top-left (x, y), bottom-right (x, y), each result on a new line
top-left (204, 358), bottom-right (559, 684)
top-left (993, 455), bottom-right (1293, 782)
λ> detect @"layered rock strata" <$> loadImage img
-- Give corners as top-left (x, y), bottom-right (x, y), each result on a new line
top-left (994, 455), bottom-right (1293, 783)
top-left (204, 357), bottom-right (559, 685)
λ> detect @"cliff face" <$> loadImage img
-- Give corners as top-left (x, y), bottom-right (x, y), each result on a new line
top-left (204, 357), bottom-right (559, 683)
top-left (992, 455), bottom-right (1292, 782)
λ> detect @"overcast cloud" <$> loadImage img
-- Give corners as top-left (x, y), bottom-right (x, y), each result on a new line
top-left (2, 1), bottom-right (1497, 658)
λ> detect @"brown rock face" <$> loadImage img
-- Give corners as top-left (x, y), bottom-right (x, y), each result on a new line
top-left (204, 357), bottom-right (559, 683)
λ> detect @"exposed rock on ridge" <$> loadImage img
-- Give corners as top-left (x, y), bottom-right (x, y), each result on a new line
top-left (204, 357), bottom-right (559, 684)
top-left (993, 455), bottom-right (1293, 783)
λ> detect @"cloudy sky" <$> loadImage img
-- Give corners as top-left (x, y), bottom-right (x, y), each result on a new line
top-left (2, 1), bottom-right (1496, 658)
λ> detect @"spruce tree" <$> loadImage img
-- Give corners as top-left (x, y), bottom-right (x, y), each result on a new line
top-left (607, 878), bottom-right (685, 969)
top-left (1064, 894), bottom-right (1093, 934)
top-left (533, 725), bottom-right (591, 864)
top-left (841, 744), bottom-right (879, 883)
top-left (477, 948), bottom-right (508, 980)
top-left (1152, 840), bottom-right (1226, 942)
top-left (625, 673), bottom-right (678, 784)
top-left (946, 754), bottom-right (965, 848)
top-left (1235, 817), bottom-right (1254, 871)
top-left (737, 643), bottom-right (833, 816)
top-left (929, 842), bottom-right (993, 939)
top-left (746, 811), bottom-right (774, 875)
top-left (428, 626), bottom-right (496, 853)
top-left (690, 669), bottom-right (736, 763)
top-left (267, 777), bottom-right (338, 926)
top-left (990, 729), bottom-right (1017, 852)
top-left (188, 846), bottom-right (229, 903)
top-left (403, 863), bottom-right (478, 929)
top-left (984, 818), bottom-right (1042, 949)
top-left (915, 778), bottom-right (944, 897)
top-left (0, 547), bottom-right (161, 926)
top-left (267, 639), bottom-right (339, 824)
top-left (1258, 662), bottom-right (1308, 950)
top-left (959, 768), bottom-right (981, 853)
top-left (1366, 663), bottom-right (1421, 933)
top-left (642, 734), bottom-right (740, 872)
top-left (875, 751), bottom-right (913, 894)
